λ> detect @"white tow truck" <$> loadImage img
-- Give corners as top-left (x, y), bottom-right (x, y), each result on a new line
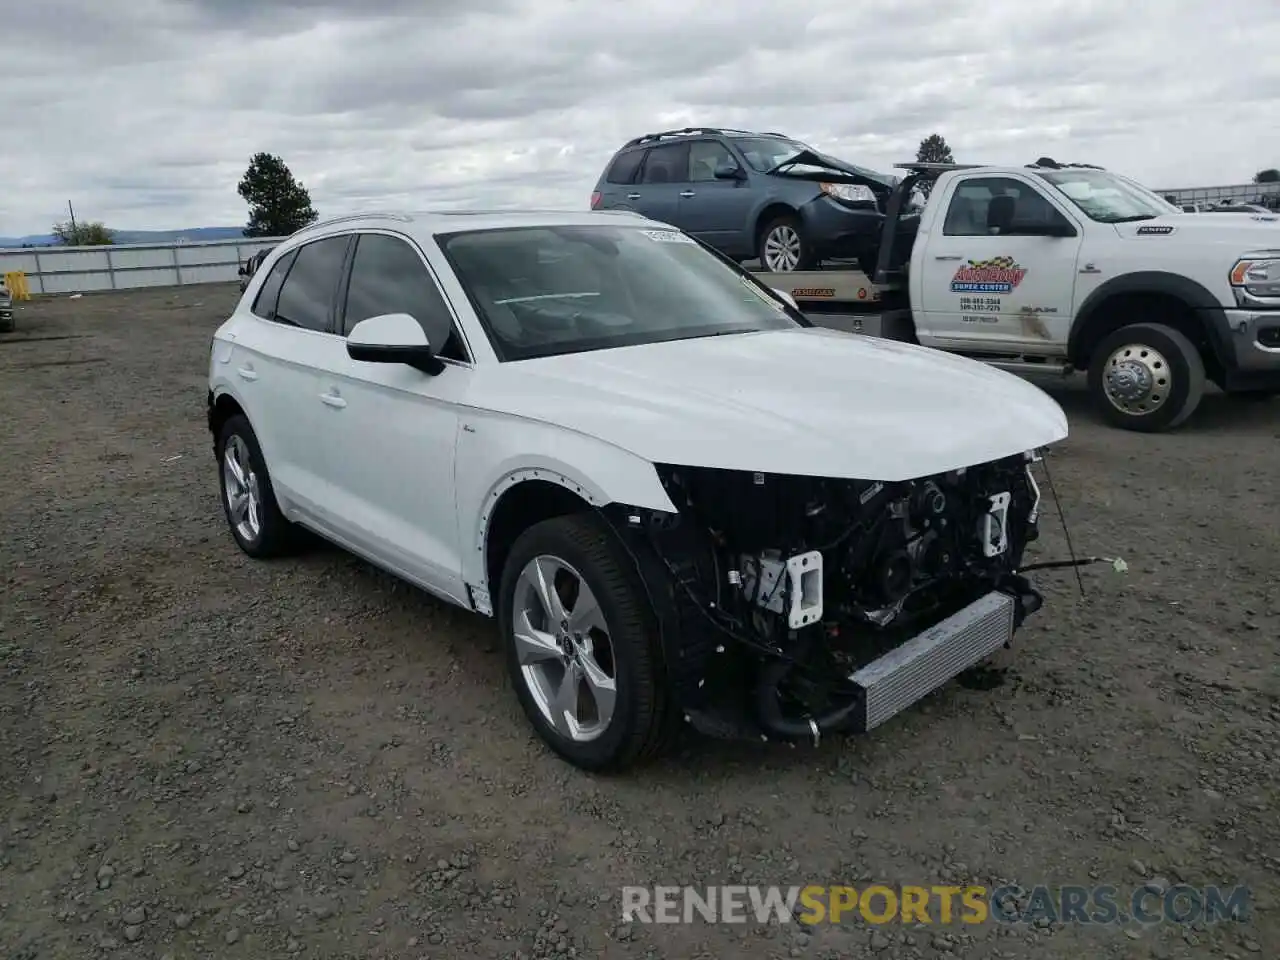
top-left (752, 159), bottom-right (1280, 432)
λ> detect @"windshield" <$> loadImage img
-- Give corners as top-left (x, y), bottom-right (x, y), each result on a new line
top-left (1035, 170), bottom-right (1178, 223)
top-left (733, 137), bottom-right (807, 173)
top-left (437, 224), bottom-right (801, 361)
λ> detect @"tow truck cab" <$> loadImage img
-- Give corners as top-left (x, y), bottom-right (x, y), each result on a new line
top-left (816, 158), bottom-right (1280, 432)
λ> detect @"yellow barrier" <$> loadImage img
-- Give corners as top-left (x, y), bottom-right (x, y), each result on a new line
top-left (3, 271), bottom-right (31, 300)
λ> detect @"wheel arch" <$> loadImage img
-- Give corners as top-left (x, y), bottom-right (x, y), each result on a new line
top-left (753, 202), bottom-right (801, 246)
top-left (1068, 272), bottom-right (1231, 379)
top-left (208, 388), bottom-right (247, 442)
top-left (463, 448), bottom-right (677, 608)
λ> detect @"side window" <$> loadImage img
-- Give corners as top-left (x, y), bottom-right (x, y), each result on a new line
top-left (273, 236), bottom-right (351, 332)
top-left (688, 140), bottom-right (737, 182)
top-left (638, 142), bottom-right (690, 184)
top-left (606, 150), bottom-right (644, 184)
top-left (942, 177), bottom-right (1072, 236)
top-left (341, 233), bottom-right (469, 362)
top-left (251, 248), bottom-right (297, 319)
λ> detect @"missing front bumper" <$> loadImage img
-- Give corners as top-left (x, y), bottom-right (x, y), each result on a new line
top-left (847, 590), bottom-right (1015, 733)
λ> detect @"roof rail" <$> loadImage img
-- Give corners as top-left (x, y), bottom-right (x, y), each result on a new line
top-left (292, 212), bottom-right (414, 235)
top-left (622, 127), bottom-right (742, 148)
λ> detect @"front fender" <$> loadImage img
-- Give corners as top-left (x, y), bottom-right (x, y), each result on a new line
top-left (456, 414), bottom-right (677, 587)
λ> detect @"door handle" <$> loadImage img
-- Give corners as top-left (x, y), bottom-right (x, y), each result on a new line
top-left (679, 190), bottom-right (696, 198)
top-left (626, 193), bottom-right (641, 200)
top-left (934, 255), bottom-right (962, 261)
top-left (236, 366), bottom-right (258, 381)
top-left (319, 391), bottom-right (347, 409)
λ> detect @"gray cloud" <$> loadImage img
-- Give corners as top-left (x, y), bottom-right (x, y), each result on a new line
top-left (1, 0), bottom-right (1278, 236)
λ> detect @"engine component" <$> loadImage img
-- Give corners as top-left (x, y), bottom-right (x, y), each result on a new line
top-left (646, 452), bottom-right (1045, 742)
top-left (738, 549), bottom-right (824, 629)
top-left (981, 492), bottom-right (1012, 557)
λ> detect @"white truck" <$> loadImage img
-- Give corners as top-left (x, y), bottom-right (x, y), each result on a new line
top-left (753, 159), bottom-right (1280, 432)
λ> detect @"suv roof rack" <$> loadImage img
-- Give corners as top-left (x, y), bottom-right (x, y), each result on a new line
top-left (622, 126), bottom-right (760, 148)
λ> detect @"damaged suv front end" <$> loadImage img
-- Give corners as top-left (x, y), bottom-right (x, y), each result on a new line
top-left (603, 450), bottom-right (1046, 745)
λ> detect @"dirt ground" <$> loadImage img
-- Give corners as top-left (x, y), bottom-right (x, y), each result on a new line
top-left (1, 284), bottom-right (1277, 960)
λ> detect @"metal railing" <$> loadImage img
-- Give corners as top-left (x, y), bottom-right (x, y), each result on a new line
top-left (0, 236), bottom-right (288, 296)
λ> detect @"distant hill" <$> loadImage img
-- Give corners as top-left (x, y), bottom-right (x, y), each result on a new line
top-left (0, 226), bottom-right (251, 248)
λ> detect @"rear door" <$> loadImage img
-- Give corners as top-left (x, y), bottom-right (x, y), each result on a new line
top-left (676, 139), bottom-right (756, 257)
top-left (629, 142), bottom-right (691, 228)
top-left (593, 149), bottom-right (645, 210)
top-left (914, 174), bottom-right (1082, 353)
top-left (219, 239), bottom-right (349, 518)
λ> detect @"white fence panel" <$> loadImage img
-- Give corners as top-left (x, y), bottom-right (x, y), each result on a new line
top-left (0, 236), bottom-right (287, 295)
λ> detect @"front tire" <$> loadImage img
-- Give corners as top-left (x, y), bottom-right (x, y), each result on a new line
top-left (757, 214), bottom-right (816, 272)
top-left (216, 414), bottom-right (298, 558)
top-left (1087, 323), bottom-right (1205, 432)
top-left (497, 512), bottom-right (677, 772)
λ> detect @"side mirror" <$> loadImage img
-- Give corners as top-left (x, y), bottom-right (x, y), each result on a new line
top-left (771, 288), bottom-right (799, 311)
top-left (713, 161), bottom-right (745, 181)
top-left (237, 265), bottom-right (247, 276)
top-left (346, 312), bottom-right (444, 375)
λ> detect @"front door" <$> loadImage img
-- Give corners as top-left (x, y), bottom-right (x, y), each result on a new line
top-left (916, 174), bottom-right (1083, 353)
top-left (676, 139), bottom-right (756, 257)
top-left (310, 231), bottom-right (473, 604)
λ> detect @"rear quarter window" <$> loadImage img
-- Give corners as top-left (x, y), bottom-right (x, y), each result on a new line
top-left (606, 150), bottom-right (644, 184)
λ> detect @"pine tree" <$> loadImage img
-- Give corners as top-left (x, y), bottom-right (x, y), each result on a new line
top-left (914, 134), bottom-right (956, 200)
top-left (237, 152), bottom-right (319, 237)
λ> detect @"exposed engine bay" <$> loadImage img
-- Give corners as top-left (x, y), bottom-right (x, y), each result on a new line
top-left (610, 451), bottom-right (1047, 743)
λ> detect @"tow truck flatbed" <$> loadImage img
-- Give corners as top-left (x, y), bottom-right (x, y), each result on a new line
top-left (748, 264), bottom-right (896, 336)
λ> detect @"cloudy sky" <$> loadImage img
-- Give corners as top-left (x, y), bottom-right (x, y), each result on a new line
top-left (2, 0), bottom-right (1279, 236)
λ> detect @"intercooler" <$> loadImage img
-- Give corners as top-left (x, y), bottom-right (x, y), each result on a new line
top-left (848, 590), bottom-right (1015, 732)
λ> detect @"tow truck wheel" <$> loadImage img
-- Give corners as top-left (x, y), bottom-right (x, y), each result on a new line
top-left (1087, 323), bottom-right (1205, 432)
top-left (757, 215), bottom-right (815, 272)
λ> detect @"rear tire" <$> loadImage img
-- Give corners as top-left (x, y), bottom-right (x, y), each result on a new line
top-left (1087, 323), bottom-right (1205, 432)
top-left (757, 214), bottom-right (816, 272)
top-left (216, 414), bottom-right (299, 558)
top-left (497, 512), bottom-right (678, 772)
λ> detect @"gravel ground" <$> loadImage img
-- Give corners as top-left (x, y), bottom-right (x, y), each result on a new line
top-left (1, 284), bottom-right (1277, 960)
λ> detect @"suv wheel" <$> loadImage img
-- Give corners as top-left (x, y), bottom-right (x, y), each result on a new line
top-left (758, 215), bottom-right (815, 272)
top-left (497, 512), bottom-right (678, 772)
top-left (216, 414), bottom-right (299, 557)
top-left (1087, 323), bottom-right (1206, 432)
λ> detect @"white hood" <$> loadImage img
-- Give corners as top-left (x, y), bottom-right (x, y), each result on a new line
top-left (472, 327), bottom-right (1068, 482)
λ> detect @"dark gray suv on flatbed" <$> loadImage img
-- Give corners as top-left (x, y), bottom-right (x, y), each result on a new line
top-left (590, 127), bottom-right (899, 272)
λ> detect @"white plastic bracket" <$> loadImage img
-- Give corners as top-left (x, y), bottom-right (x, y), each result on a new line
top-left (982, 492), bottom-right (1012, 557)
top-left (784, 550), bottom-right (824, 628)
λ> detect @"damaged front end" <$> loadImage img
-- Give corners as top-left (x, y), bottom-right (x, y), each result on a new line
top-left (604, 450), bottom-right (1047, 745)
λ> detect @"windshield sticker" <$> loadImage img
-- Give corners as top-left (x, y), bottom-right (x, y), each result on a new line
top-left (950, 257), bottom-right (1027, 294)
top-left (642, 229), bottom-right (695, 244)
top-left (1136, 225), bottom-right (1175, 235)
